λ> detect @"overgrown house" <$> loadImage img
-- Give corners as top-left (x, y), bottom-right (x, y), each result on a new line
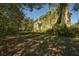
top-left (34, 6), bottom-right (71, 32)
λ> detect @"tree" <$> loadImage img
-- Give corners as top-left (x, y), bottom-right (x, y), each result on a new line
top-left (73, 4), bottom-right (79, 11)
top-left (0, 4), bottom-right (24, 34)
top-left (22, 3), bottom-right (45, 11)
top-left (53, 3), bottom-right (71, 28)
top-left (0, 3), bottom-right (46, 35)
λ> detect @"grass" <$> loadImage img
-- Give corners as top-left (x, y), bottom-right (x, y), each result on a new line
top-left (0, 32), bottom-right (79, 56)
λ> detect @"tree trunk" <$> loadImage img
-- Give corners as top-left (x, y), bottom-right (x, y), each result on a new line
top-left (64, 7), bottom-right (71, 28)
top-left (56, 3), bottom-right (71, 28)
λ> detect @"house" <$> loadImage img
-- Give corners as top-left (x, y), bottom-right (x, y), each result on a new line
top-left (33, 8), bottom-right (71, 32)
top-left (34, 19), bottom-right (42, 32)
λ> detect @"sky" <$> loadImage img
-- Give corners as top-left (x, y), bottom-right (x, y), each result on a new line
top-left (68, 4), bottom-right (79, 24)
top-left (22, 4), bottom-right (79, 24)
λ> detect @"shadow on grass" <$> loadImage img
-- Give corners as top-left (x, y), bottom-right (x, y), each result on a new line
top-left (0, 31), bottom-right (79, 56)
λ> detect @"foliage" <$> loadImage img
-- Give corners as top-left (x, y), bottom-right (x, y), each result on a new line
top-left (73, 4), bottom-right (79, 11)
top-left (47, 24), bottom-right (79, 38)
top-left (0, 4), bottom-right (24, 35)
top-left (22, 3), bottom-right (45, 11)
top-left (20, 18), bottom-right (34, 32)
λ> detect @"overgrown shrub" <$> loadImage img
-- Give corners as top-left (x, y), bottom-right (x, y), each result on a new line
top-left (47, 25), bottom-right (79, 37)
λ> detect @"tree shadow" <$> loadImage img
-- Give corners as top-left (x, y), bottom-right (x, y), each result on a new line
top-left (0, 30), bottom-right (79, 56)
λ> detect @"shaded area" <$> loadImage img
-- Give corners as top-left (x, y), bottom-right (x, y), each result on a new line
top-left (0, 32), bottom-right (79, 56)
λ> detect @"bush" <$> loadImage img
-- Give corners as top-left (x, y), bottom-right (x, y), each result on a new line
top-left (46, 25), bottom-right (79, 37)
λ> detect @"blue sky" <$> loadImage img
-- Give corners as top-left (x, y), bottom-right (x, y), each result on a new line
top-left (22, 4), bottom-right (79, 24)
top-left (22, 4), bottom-right (48, 19)
top-left (68, 3), bottom-right (79, 24)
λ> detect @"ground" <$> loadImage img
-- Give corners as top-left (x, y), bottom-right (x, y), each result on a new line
top-left (0, 33), bottom-right (79, 56)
